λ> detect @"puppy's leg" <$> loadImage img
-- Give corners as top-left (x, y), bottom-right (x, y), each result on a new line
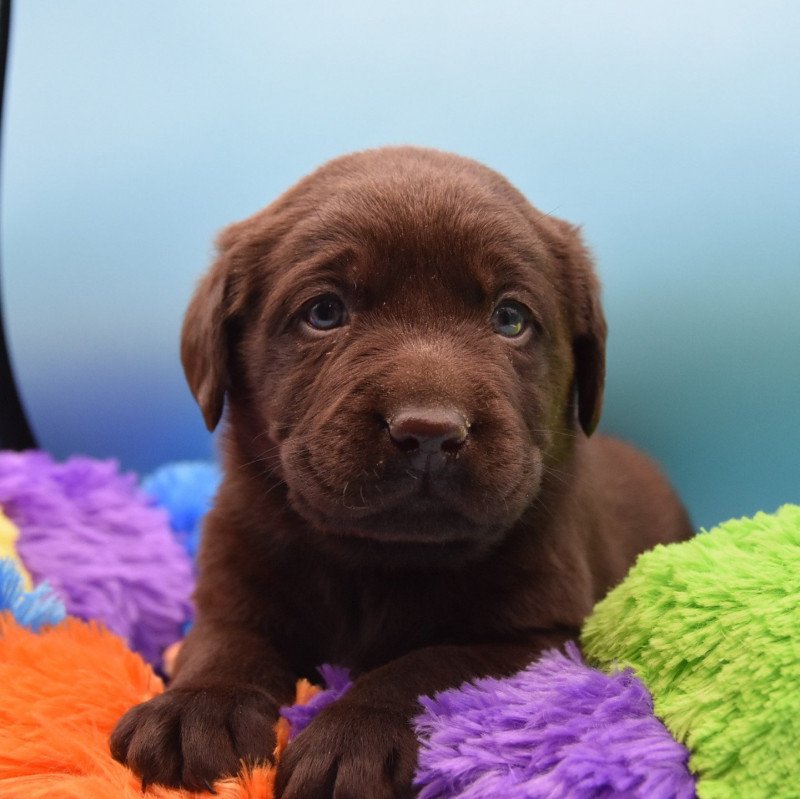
top-left (110, 622), bottom-right (295, 791)
top-left (275, 635), bottom-right (570, 799)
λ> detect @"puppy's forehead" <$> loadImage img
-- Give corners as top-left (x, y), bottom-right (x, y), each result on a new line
top-left (293, 170), bottom-right (555, 304)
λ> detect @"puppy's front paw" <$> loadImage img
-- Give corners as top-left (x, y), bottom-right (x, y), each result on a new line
top-left (275, 701), bottom-right (418, 799)
top-left (109, 684), bottom-right (279, 791)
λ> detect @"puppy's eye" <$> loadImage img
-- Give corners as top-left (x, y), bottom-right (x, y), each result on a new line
top-left (304, 295), bottom-right (348, 331)
top-left (491, 301), bottom-right (530, 338)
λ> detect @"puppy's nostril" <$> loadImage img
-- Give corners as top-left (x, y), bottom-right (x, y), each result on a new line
top-left (373, 412), bottom-right (390, 431)
top-left (387, 408), bottom-right (469, 456)
top-left (393, 434), bottom-right (421, 453)
top-left (441, 437), bottom-right (464, 454)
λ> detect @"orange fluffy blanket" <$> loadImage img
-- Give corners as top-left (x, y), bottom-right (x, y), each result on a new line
top-left (0, 613), bottom-right (315, 799)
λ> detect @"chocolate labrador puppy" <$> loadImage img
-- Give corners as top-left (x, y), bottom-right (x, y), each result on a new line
top-left (110, 146), bottom-right (692, 797)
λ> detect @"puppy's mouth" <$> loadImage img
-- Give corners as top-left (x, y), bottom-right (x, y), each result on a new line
top-left (287, 457), bottom-right (532, 552)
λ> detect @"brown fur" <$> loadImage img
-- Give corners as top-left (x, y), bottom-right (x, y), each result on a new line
top-left (110, 146), bottom-right (692, 797)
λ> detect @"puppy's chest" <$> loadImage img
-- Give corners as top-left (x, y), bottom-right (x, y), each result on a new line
top-left (284, 573), bottom-right (483, 673)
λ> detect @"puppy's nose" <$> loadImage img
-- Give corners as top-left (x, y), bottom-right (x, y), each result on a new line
top-left (388, 407), bottom-right (469, 458)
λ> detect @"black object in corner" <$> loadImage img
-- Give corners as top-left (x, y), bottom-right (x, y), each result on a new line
top-left (0, 0), bottom-right (37, 450)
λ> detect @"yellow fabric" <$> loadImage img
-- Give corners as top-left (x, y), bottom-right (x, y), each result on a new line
top-left (0, 508), bottom-right (32, 590)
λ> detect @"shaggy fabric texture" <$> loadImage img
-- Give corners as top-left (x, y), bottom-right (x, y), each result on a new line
top-left (143, 461), bottom-right (221, 561)
top-left (0, 451), bottom-right (194, 664)
top-left (583, 504), bottom-right (800, 799)
top-left (413, 643), bottom-right (695, 799)
top-left (0, 558), bottom-right (65, 632)
top-left (0, 613), bottom-right (318, 799)
top-left (2, 449), bottom-right (793, 797)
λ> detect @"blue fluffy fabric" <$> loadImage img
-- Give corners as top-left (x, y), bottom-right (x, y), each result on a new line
top-left (0, 558), bottom-right (66, 632)
top-left (143, 461), bottom-right (221, 561)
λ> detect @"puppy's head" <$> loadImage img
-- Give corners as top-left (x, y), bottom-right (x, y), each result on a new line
top-left (182, 147), bottom-right (605, 561)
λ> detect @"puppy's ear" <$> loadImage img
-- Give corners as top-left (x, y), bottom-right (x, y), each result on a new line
top-left (547, 220), bottom-right (608, 436)
top-left (181, 259), bottom-right (230, 431)
top-left (573, 304), bottom-right (606, 436)
top-left (181, 227), bottom-right (249, 431)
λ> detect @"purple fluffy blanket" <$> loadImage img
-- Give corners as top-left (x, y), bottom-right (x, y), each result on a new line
top-left (0, 451), bottom-right (696, 798)
top-left (282, 647), bottom-right (695, 799)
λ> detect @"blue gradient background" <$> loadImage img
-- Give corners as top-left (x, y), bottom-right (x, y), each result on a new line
top-left (2, 2), bottom-right (798, 530)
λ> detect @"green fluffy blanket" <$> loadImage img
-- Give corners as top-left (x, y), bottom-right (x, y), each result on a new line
top-left (583, 504), bottom-right (800, 799)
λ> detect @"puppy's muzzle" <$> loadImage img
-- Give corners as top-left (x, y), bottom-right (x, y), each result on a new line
top-left (386, 406), bottom-right (469, 474)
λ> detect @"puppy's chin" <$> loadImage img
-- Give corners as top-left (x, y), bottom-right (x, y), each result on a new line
top-left (306, 510), bottom-right (511, 569)
top-left (284, 485), bottom-right (537, 569)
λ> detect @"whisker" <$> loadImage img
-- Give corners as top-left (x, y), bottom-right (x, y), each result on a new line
top-left (238, 443), bottom-right (283, 471)
top-left (530, 427), bottom-right (578, 440)
top-left (541, 465), bottom-right (571, 487)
